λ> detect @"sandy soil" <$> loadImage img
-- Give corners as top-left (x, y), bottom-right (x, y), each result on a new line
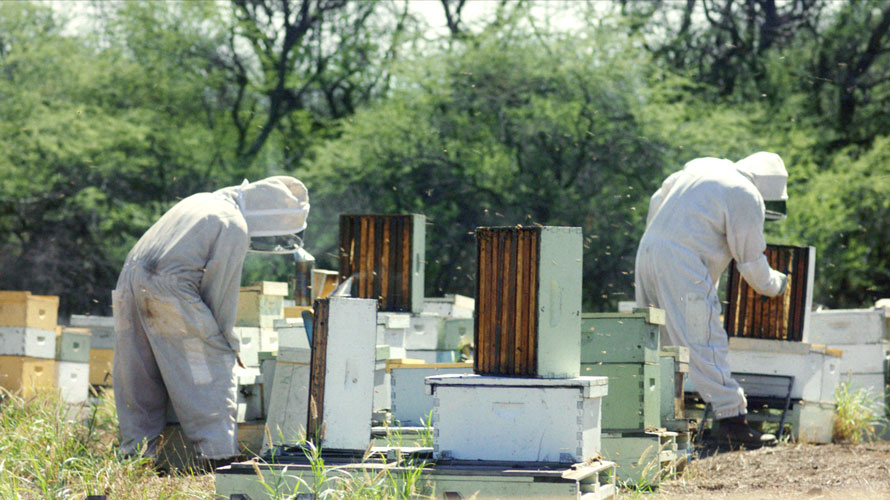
top-left (646, 441), bottom-right (890, 499)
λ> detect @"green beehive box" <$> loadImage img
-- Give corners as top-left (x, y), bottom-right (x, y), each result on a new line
top-left (581, 308), bottom-right (664, 364)
top-left (659, 346), bottom-right (689, 432)
top-left (56, 328), bottom-right (91, 363)
top-left (582, 362), bottom-right (661, 431)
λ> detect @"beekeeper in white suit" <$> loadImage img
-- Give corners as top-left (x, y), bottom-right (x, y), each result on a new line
top-left (112, 176), bottom-right (309, 466)
top-left (635, 152), bottom-right (788, 446)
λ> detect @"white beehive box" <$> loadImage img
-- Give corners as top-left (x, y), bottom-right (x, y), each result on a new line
top-left (724, 338), bottom-right (842, 402)
top-left (807, 308), bottom-right (888, 344)
top-left (263, 346), bottom-right (311, 450)
top-left (404, 313), bottom-right (445, 350)
top-left (836, 342), bottom-right (890, 375)
top-left (55, 361), bottom-right (89, 403)
top-left (390, 362), bottom-right (473, 426)
top-left (427, 374), bottom-right (608, 463)
top-left (261, 357), bottom-right (277, 415)
top-left (70, 314), bottom-right (115, 349)
top-left (422, 294), bottom-right (474, 319)
top-left (258, 327), bottom-right (278, 353)
top-left (377, 312), bottom-right (411, 347)
top-left (234, 327), bottom-right (260, 366)
top-left (308, 297), bottom-right (377, 451)
top-left (373, 360), bottom-right (391, 412)
top-left (273, 317), bottom-right (308, 349)
top-left (0, 326), bottom-right (56, 359)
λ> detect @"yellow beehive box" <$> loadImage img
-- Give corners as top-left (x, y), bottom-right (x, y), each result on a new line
top-left (236, 282), bottom-right (288, 328)
top-left (0, 355), bottom-right (57, 397)
top-left (0, 291), bottom-right (59, 331)
top-left (89, 348), bottom-right (114, 386)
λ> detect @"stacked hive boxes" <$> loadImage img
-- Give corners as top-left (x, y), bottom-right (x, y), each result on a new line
top-left (807, 307), bottom-right (889, 415)
top-left (233, 281), bottom-right (287, 425)
top-left (428, 227), bottom-right (612, 468)
top-left (581, 308), bottom-right (681, 485)
top-left (0, 291), bottom-right (58, 397)
top-left (69, 314), bottom-right (115, 386)
top-left (55, 327), bottom-right (91, 403)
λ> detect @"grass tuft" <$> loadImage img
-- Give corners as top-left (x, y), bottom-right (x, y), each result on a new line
top-left (833, 378), bottom-right (888, 444)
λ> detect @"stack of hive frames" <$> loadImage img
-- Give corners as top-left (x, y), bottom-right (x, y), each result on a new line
top-left (724, 244), bottom-right (815, 341)
top-left (338, 214), bottom-right (426, 313)
top-left (474, 226), bottom-right (582, 378)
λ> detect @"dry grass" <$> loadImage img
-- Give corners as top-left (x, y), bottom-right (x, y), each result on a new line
top-left (0, 388), bottom-right (213, 499)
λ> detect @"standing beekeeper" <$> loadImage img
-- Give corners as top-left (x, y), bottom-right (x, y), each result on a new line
top-left (112, 176), bottom-right (309, 466)
top-left (635, 152), bottom-right (789, 446)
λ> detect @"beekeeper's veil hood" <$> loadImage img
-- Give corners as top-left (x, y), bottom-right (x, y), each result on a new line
top-left (735, 152), bottom-right (787, 220)
top-left (218, 176), bottom-right (310, 253)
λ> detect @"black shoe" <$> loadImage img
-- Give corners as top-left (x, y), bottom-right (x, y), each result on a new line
top-left (716, 415), bottom-right (777, 447)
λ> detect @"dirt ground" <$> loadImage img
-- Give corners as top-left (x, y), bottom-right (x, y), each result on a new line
top-left (647, 441), bottom-right (890, 500)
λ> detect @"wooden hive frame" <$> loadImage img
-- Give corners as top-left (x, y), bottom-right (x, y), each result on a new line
top-left (474, 227), bottom-right (540, 377)
top-left (723, 244), bottom-right (815, 341)
top-left (338, 214), bottom-right (425, 313)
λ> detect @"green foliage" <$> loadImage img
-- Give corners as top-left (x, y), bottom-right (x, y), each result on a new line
top-left (784, 136), bottom-right (890, 307)
top-left (307, 25), bottom-right (665, 310)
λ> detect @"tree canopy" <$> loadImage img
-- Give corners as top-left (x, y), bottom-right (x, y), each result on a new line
top-left (1, 0), bottom-right (889, 316)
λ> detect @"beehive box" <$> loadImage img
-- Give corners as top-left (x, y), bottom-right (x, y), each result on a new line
top-left (724, 337), bottom-right (842, 402)
top-left (474, 226), bottom-right (583, 378)
top-left (427, 374), bottom-right (608, 463)
top-left (306, 297), bottom-right (377, 450)
top-left (56, 328), bottom-right (91, 363)
top-left (660, 346), bottom-right (689, 432)
top-left (236, 282), bottom-right (287, 328)
top-left (311, 269), bottom-right (339, 302)
top-left (388, 361), bottom-right (473, 426)
top-left (724, 245), bottom-right (815, 342)
top-left (581, 308), bottom-right (664, 364)
top-left (0, 355), bottom-right (56, 397)
top-left (69, 314), bottom-right (115, 349)
top-left (263, 346), bottom-right (311, 450)
top-left (376, 313), bottom-right (411, 348)
top-left (0, 326), bottom-right (56, 359)
top-left (56, 361), bottom-right (90, 403)
top-left (601, 430), bottom-right (678, 486)
top-left (807, 308), bottom-right (888, 344)
top-left (582, 362), bottom-right (661, 432)
top-left (404, 313), bottom-right (445, 350)
top-left (233, 327), bottom-right (260, 367)
top-left (0, 291), bottom-right (59, 331)
top-left (339, 214), bottom-right (426, 313)
top-left (422, 294), bottom-right (474, 319)
top-left (89, 348), bottom-right (114, 386)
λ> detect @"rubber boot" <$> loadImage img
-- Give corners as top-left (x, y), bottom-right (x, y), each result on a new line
top-left (716, 415), bottom-right (778, 447)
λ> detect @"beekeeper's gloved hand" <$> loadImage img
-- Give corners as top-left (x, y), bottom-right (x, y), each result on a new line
top-left (776, 273), bottom-right (789, 296)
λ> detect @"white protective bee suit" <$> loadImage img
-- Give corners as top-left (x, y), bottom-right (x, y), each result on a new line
top-left (112, 176), bottom-right (309, 459)
top-left (635, 152), bottom-right (788, 419)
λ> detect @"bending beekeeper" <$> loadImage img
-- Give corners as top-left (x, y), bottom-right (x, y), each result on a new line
top-left (112, 176), bottom-right (309, 466)
top-left (635, 152), bottom-right (788, 446)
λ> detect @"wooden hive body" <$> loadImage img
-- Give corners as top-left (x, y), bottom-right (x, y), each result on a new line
top-left (474, 226), bottom-right (582, 378)
top-left (338, 214), bottom-right (426, 313)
